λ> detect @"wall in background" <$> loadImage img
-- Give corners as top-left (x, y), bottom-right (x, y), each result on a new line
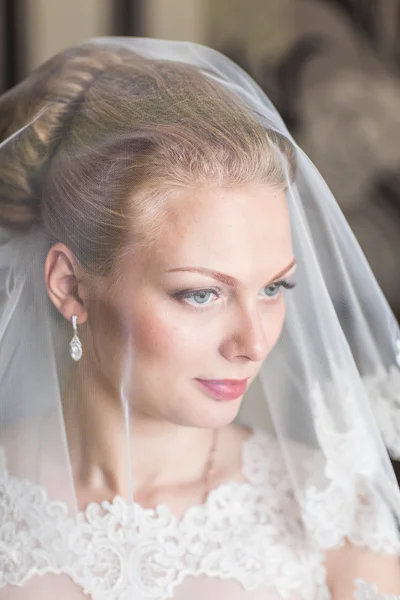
top-left (142, 0), bottom-right (206, 44)
top-left (0, 0), bottom-right (143, 87)
top-left (208, 0), bottom-right (294, 63)
top-left (25, 0), bottom-right (110, 71)
top-left (0, 1), bottom-right (6, 91)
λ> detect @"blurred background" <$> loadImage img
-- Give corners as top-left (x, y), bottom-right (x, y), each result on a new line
top-left (2, 0), bottom-right (399, 319)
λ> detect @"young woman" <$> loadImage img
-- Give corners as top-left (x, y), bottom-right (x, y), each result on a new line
top-left (0, 37), bottom-right (400, 599)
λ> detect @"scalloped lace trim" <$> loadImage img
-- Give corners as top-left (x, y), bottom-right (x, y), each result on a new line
top-left (354, 580), bottom-right (400, 599)
top-left (0, 431), bottom-right (328, 599)
top-left (0, 428), bottom-right (399, 599)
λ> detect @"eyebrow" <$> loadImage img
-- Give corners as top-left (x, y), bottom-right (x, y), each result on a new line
top-left (167, 258), bottom-right (296, 286)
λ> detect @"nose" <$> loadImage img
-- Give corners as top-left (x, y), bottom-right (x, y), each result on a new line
top-left (220, 304), bottom-right (271, 363)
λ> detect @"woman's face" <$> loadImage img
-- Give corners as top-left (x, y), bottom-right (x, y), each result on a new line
top-left (91, 183), bottom-right (295, 429)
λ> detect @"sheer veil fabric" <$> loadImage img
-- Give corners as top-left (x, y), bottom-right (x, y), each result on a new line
top-left (0, 37), bottom-right (400, 599)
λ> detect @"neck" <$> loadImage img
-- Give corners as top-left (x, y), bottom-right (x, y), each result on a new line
top-left (63, 364), bottom-right (215, 502)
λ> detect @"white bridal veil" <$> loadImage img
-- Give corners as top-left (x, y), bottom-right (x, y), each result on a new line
top-left (0, 37), bottom-right (400, 599)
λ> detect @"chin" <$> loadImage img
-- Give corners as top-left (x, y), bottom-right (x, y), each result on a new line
top-left (189, 394), bottom-right (244, 429)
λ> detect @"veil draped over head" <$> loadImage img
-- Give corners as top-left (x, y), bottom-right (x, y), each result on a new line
top-left (1, 37), bottom-right (400, 600)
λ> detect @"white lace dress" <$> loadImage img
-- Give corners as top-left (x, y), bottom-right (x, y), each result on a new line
top-left (0, 429), bottom-right (398, 599)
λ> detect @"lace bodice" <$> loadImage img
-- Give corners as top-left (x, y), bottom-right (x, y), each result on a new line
top-left (0, 430), bottom-right (398, 600)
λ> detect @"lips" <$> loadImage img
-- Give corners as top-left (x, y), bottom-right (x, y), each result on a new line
top-left (195, 378), bottom-right (249, 401)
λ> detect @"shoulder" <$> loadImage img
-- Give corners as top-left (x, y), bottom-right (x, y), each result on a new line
top-left (325, 541), bottom-right (400, 598)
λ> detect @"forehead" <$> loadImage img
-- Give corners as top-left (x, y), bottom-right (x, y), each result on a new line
top-left (143, 184), bottom-right (293, 279)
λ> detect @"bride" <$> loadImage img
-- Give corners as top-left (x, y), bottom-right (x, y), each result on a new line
top-left (0, 37), bottom-right (400, 599)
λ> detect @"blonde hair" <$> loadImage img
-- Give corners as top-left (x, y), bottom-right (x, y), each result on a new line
top-left (0, 42), bottom-right (296, 277)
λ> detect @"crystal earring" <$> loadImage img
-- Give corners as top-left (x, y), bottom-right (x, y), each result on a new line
top-left (69, 315), bottom-right (83, 362)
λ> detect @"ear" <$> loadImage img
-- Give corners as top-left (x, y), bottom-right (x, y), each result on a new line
top-left (44, 243), bottom-right (89, 324)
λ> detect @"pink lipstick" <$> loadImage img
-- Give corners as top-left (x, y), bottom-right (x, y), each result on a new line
top-left (195, 378), bottom-right (248, 401)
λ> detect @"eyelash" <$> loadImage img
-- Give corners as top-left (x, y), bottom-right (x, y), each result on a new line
top-left (174, 279), bottom-right (296, 308)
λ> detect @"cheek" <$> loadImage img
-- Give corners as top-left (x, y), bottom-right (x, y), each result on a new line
top-left (133, 311), bottom-right (174, 358)
top-left (266, 300), bottom-right (286, 351)
top-left (131, 304), bottom-right (203, 365)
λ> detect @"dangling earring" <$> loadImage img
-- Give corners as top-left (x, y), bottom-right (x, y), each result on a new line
top-left (69, 315), bottom-right (83, 362)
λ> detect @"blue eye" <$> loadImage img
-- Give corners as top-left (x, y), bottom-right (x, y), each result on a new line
top-left (263, 283), bottom-right (281, 297)
top-left (261, 280), bottom-right (296, 298)
top-left (177, 289), bottom-right (221, 307)
top-left (174, 280), bottom-right (296, 308)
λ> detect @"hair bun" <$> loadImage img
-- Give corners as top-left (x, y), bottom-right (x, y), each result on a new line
top-left (0, 42), bottom-right (129, 231)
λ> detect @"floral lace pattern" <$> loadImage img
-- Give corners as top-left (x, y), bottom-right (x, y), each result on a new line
top-left (354, 580), bottom-right (400, 599)
top-left (364, 366), bottom-right (400, 460)
top-left (303, 377), bottom-right (400, 553)
top-left (0, 431), bottom-right (328, 599)
top-left (0, 429), bottom-right (399, 599)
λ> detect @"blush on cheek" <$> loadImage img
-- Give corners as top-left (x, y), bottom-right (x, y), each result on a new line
top-left (131, 301), bottom-right (200, 362)
top-left (133, 310), bottom-right (174, 358)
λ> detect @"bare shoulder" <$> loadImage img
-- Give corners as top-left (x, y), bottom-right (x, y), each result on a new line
top-left (325, 541), bottom-right (400, 598)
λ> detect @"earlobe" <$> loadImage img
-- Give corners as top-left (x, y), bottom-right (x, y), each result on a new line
top-left (44, 243), bottom-right (88, 324)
